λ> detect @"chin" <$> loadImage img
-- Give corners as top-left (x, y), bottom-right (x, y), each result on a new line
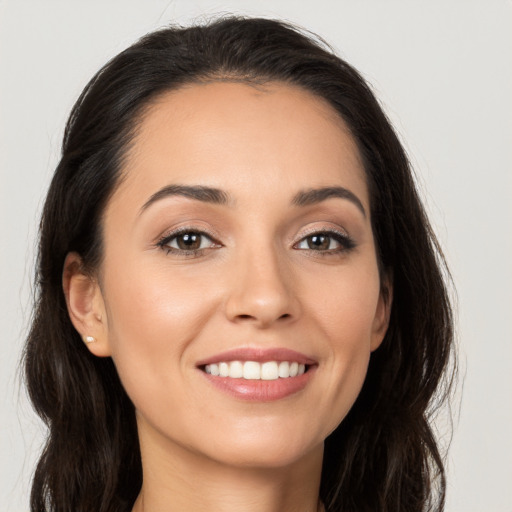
top-left (193, 420), bottom-right (329, 470)
top-left (209, 439), bottom-right (323, 470)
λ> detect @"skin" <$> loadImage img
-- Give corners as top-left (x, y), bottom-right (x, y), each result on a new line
top-left (64, 82), bottom-right (391, 512)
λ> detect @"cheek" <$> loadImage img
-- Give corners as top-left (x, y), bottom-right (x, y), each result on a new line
top-left (306, 263), bottom-right (381, 427)
top-left (310, 260), bottom-right (381, 345)
top-left (100, 258), bottom-right (218, 396)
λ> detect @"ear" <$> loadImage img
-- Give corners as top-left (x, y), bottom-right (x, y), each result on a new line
top-left (370, 275), bottom-right (393, 352)
top-left (62, 252), bottom-right (111, 357)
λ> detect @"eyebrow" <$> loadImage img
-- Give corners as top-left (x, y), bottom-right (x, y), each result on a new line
top-left (140, 184), bottom-right (231, 213)
top-left (292, 186), bottom-right (366, 217)
top-left (139, 183), bottom-right (366, 217)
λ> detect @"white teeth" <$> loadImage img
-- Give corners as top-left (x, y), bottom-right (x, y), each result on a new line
top-left (243, 361), bottom-right (261, 380)
top-left (278, 361), bottom-right (290, 378)
top-left (219, 362), bottom-right (229, 377)
top-left (204, 360), bottom-right (308, 380)
top-left (261, 361), bottom-right (279, 380)
top-left (229, 361), bottom-right (243, 378)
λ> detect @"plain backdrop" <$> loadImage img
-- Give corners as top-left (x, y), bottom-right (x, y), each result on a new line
top-left (1, 1), bottom-right (511, 511)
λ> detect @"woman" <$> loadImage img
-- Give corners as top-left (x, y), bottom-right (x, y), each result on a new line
top-left (24, 16), bottom-right (454, 512)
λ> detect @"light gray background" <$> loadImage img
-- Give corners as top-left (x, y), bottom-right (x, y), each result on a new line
top-left (1, 1), bottom-right (511, 511)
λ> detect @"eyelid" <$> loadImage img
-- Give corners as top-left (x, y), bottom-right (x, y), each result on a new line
top-left (294, 224), bottom-right (351, 243)
top-left (292, 225), bottom-right (356, 253)
top-left (154, 223), bottom-right (355, 257)
top-left (156, 224), bottom-right (220, 244)
top-left (155, 225), bottom-right (222, 255)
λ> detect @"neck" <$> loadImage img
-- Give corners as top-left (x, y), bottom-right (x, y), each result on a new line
top-left (131, 421), bottom-right (324, 512)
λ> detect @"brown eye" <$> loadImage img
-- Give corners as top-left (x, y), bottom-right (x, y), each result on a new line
top-left (295, 230), bottom-right (356, 254)
top-left (159, 230), bottom-right (218, 253)
top-left (176, 233), bottom-right (202, 250)
top-left (306, 234), bottom-right (332, 250)
top-left (297, 233), bottom-right (340, 251)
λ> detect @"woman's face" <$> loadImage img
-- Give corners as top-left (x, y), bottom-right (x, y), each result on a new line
top-left (93, 82), bottom-right (390, 468)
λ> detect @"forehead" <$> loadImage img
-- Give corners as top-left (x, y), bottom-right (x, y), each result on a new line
top-left (111, 81), bottom-right (369, 212)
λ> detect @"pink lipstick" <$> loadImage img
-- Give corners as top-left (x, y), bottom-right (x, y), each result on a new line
top-left (196, 348), bottom-right (317, 401)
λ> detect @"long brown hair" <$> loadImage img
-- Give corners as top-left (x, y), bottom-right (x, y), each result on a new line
top-left (24, 17), bottom-right (455, 512)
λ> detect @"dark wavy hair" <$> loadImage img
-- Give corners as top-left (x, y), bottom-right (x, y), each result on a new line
top-left (24, 16), bottom-right (455, 512)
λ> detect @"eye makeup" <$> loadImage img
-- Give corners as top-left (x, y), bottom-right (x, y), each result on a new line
top-left (156, 226), bottom-right (222, 257)
top-left (155, 224), bottom-right (356, 260)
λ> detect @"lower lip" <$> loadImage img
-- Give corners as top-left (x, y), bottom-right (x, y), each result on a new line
top-left (200, 367), bottom-right (316, 402)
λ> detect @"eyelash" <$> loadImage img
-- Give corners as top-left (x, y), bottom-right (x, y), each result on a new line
top-left (156, 228), bottom-right (220, 257)
top-left (294, 228), bottom-right (356, 256)
top-left (156, 227), bottom-right (356, 258)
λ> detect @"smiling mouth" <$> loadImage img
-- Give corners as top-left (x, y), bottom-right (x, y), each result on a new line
top-left (198, 349), bottom-right (317, 401)
top-left (203, 360), bottom-right (308, 380)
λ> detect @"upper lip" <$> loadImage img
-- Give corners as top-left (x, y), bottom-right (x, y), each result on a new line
top-left (196, 347), bottom-right (317, 367)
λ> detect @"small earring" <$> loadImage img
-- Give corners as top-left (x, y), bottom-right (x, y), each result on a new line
top-left (83, 335), bottom-right (96, 344)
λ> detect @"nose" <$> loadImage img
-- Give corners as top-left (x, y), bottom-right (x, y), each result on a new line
top-left (224, 245), bottom-right (300, 328)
